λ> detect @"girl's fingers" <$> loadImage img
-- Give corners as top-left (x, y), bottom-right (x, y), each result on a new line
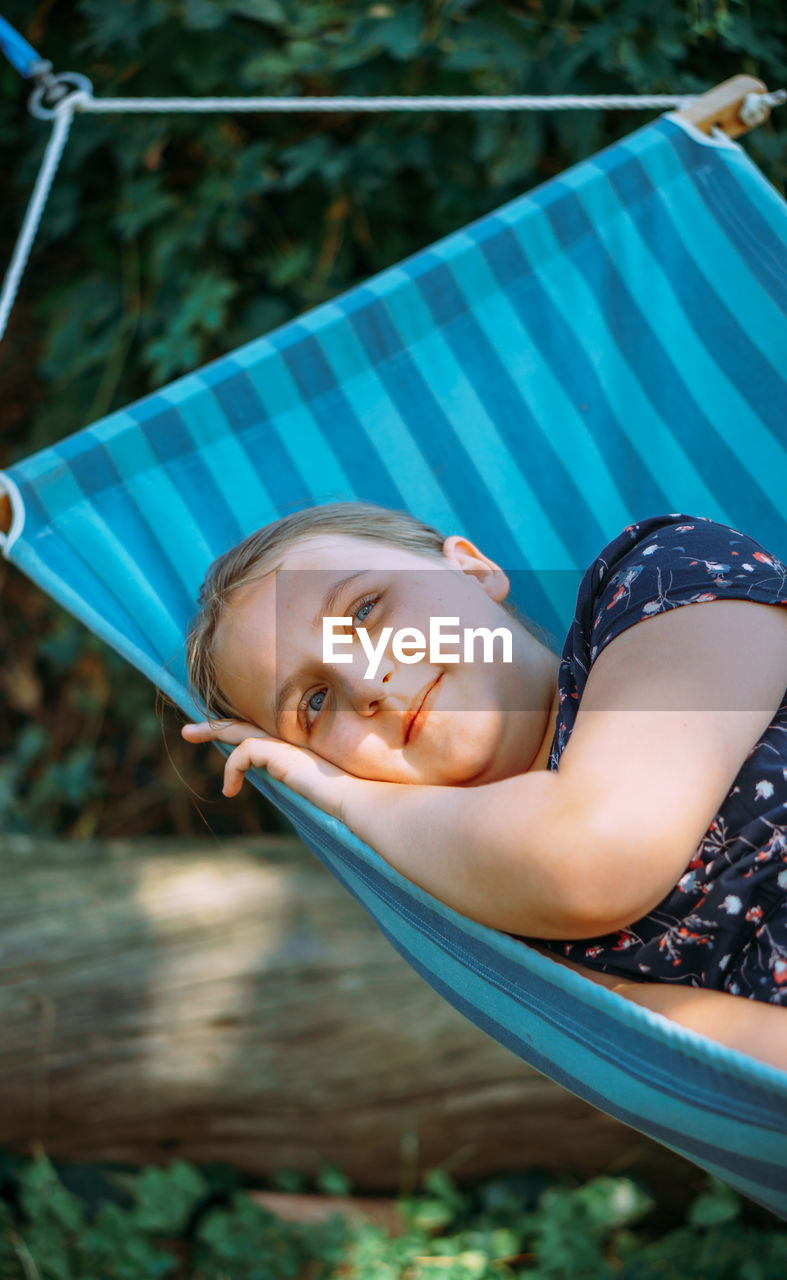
top-left (185, 722), bottom-right (356, 822)
top-left (220, 736), bottom-right (354, 822)
top-left (222, 737), bottom-right (304, 796)
top-left (182, 719), bottom-right (269, 745)
top-left (223, 737), bottom-right (290, 796)
top-left (223, 741), bottom-right (256, 796)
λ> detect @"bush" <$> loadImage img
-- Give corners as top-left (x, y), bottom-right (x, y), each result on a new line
top-left (0, 1152), bottom-right (785, 1279)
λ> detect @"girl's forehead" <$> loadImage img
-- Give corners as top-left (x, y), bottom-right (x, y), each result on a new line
top-left (219, 531), bottom-right (449, 646)
top-left (281, 533), bottom-right (440, 571)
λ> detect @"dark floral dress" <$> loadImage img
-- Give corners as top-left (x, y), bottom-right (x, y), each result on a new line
top-left (539, 513), bottom-right (787, 1005)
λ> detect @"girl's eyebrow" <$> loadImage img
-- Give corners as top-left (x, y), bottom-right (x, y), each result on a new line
top-left (310, 570), bottom-right (367, 628)
top-left (274, 670), bottom-right (304, 738)
top-left (273, 570), bottom-right (370, 733)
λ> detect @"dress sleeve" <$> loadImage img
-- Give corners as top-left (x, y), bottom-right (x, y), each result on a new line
top-left (587, 513), bottom-right (787, 666)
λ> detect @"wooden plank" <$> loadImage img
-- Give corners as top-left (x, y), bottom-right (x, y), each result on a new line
top-left (0, 833), bottom-right (696, 1198)
top-left (0, 492), bottom-right (12, 536)
top-left (676, 74), bottom-right (770, 138)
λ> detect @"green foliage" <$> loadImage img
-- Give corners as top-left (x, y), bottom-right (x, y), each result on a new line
top-left (0, 1154), bottom-right (785, 1279)
top-left (0, 0), bottom-right (785, 836)
top-left (316, 1163), bottom-right (354, 1197)
top-left (196, 1192), bottom-right (350, 1278)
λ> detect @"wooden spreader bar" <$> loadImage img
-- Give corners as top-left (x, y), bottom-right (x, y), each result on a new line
top-left (676, 74), bottom-right (771, 138)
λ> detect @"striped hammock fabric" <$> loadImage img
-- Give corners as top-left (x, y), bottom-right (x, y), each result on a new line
top-left (2, 112), bottom-right (786, 1216)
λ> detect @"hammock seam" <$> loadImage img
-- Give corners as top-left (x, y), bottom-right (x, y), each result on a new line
top-left (288, 797), bottom-right (787, 1096)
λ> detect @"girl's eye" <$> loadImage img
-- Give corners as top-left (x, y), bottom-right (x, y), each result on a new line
top-left (354, 595), bottom-right (378, 626)
top-left (301, 688), bottom-right (327, 729)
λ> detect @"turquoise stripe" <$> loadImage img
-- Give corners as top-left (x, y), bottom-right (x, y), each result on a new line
top-left (364, 261), bottom-right (568, 561)
top-left (360, 336), bottom-right (566, 633)
top-left (318, 361), bottom-right (467, 534)
top-left (724, 141), bottom-right (787, 243)
top-left (307, 830), bottom-right (787, 1165)
top-left (15, 459), bottom-right (189, 652)
top-left (599, 142), bottom-right (787, 399)
top-left (387, 291), bottom-right (591, 631)
top-left (578, 167), bottom-right (787, 517)
top-left (55, 506), bottom-right (186, 655)
top-left (473, 225), bottom-right (668, 549)
top-left (211, 370), bottom-right (313, 514)
top-left (281, 332), bottom-right (406, 508)
top-left (167, 385), bottom-right (282, 553)
top-left (11, 534), bottom-right (189, 704)
top-left (514, 209), bottom-right (723, 526)
top-left (12, 498), bottom-right (157, 661)
top-left (103, 427), bottom-right (218, 599)
top-left (241, 344), bottom-right (357, 503)
top-left (631, 124), bottom-right (787, 369)
top-left (390, 283), bottom-right (579, 564)
top-left (664, 124), bottom-right (787, 315)
top-left (283, 785), bottom-right (787, 1098)
top-left (543, 189), bottom-right (782, 534)
top-left (411, 252), bottom-right (619, 564)
top-left (346, 290), bottom-right (531, 565)
top-left (253, 398), bottom-right (354, 510)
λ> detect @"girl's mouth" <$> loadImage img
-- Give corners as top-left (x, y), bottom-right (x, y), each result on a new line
top-left (403, 674), bottom-right (442, 745)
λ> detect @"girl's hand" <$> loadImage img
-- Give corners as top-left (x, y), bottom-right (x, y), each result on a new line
top-left (181, 720), bottom-right (355, 823)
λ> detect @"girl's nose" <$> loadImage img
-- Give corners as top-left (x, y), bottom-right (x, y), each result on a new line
top-left (344, 660), bottom-right (394, 713)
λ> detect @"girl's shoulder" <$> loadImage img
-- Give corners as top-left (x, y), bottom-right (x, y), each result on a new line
top-left (548, 513), bottom-right (786, 773)
top-left (576, 513), bottom-right (787, 667)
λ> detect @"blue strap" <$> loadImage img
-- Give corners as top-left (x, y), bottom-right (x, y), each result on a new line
top-left (0, 14), bottom-right (43, 78)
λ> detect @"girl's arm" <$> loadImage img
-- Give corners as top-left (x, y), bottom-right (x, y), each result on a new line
top-left (531, 946), bottom-right (787, 1073)
top-left (184, 598), bottom-right (786, 941)
top-left (183, 720), bottom-right (586, 935)
top-left (615, 980), bottom-right (787, 1071)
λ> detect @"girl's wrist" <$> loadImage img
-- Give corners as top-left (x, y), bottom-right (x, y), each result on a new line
top-left (337, 775), bottom-right (401, 837)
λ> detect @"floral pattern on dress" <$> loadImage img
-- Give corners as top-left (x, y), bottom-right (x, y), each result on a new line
top-left (539, 513), bottom-right (787, 1005)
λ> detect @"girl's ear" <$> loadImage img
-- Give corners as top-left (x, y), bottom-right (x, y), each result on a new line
top-left (441, 535), bottom-right (510, 603)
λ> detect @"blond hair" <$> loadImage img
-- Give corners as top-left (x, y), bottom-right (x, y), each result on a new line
top-left (186, 502), bottom-right (447, 720)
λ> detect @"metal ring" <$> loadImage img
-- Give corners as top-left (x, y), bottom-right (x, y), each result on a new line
top-left (28, 71), bottom-right (93, 120)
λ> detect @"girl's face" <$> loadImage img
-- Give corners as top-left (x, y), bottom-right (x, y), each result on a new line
top-left (212, 533), bottom-right (558, 786)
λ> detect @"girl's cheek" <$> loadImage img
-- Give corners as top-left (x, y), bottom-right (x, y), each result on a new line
top-left (331, 717), bottom-right (368, 762)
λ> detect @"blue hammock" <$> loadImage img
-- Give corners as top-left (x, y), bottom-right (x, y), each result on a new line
top-left (2, 112), bottom-right (786, 1216)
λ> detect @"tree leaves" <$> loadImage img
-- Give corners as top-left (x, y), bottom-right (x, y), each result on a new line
top-left (143, 270), bottom-right (238, 381)
top-left (2, 1152), bottom-right (787, 1280)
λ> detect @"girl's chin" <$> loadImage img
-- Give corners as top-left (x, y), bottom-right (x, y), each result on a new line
top-left (412, 749), bottom-right (503, 788)
top-left (335, 726), bottom-right (509, 786)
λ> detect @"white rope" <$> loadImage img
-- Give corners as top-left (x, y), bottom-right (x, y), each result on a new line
top-left (3, 80), bottom-right (784, 346)
top-left (0, 99), bottom-right (76, 342)
top-left (73, 92), bottom-right (698, 115)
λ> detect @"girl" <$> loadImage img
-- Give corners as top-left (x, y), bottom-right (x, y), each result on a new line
top-left (182, 504), bottom-right (787, 1069)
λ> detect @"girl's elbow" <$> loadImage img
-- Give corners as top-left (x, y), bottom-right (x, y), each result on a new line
top-left (541, 826), bottom-right (639, 940)
top-left (550, 898), bottom-right (638, 942)
top-left (555, 802), bottom-right (694, 940)
top-left (549, 853), bottom-right (663, 941)
top-left (527, 869), bottom-right (638, 940)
